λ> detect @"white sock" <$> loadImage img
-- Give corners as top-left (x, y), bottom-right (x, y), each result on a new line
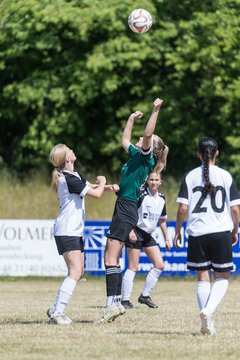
top-left (122, 269), bottom-right (136, 301)
top-left (205, 278), bottom-right (229, 314)
top-left (55, 277), bottom-right (77, 314)
top-left (142, 267), bottom-right (161, 297)
top-left (106, 295), bottom-right (116, 307)
top-left (197, 281), bottom-right (211, 310)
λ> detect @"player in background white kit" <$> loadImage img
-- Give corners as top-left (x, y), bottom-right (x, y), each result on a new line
top-left (47, 143), bottom-right (118, 325)
top-left (174, 137), bottom-right (240, 336)
top-left (121, 171), bottom-right (171, 309)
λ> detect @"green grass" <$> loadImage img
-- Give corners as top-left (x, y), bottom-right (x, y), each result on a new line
top-left (0, 277), bottom-right (240, 360)
top-left (0, 171), bottom-right (179, 220)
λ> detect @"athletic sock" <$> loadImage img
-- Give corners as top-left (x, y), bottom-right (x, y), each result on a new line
top-left (105, 266), bottom-right (119, 307)
top-left (142, 267), bottom-right (161, 297)
top-left (205, 278), bottom-right (229, 314)
top-left (197, 281), bottom-right (211, 310)
top-left (122, 269), bottom-right (136, 301)
top-left (116, 266), bottom-right (122, 304)
top-left (51, 293), bottom-right (59, 310)
top-left (55, 277), bottom-right (77, 314)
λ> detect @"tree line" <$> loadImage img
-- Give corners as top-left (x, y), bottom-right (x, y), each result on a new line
top-left (0, 0), bottom-right (240, 183)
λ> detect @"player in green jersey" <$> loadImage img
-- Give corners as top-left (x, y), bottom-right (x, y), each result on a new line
top-left (97, 98), bottom-right (169, 323)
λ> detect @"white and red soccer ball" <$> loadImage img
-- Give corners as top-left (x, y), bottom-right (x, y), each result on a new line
top-left (128, 8), bottom-right (152, 34)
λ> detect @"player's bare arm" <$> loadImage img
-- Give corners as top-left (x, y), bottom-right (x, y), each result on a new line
top-left (174, 203), bottom-right (188, 248)
top-left (122, 111), bottom-right (143, 152)
top-left (104, 184), bottom-right (120, 192)
top-left (129, 229), bottom-right (137, 243)
top-left (87, 176), bottom-right (106, 199)
top-left (159, 219), bottom-right (171, 250)
top-left (142, 98), bottom-right (163, 150)
top-left (230, 205), bottom-right (240, 246)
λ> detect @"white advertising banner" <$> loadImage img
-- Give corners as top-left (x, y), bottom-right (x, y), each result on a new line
top-left (0, 219), bottom-right (67, 276)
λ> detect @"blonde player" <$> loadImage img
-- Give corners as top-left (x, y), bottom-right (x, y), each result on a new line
top-left (47, 144), bottom-right (117, 325)
top-left (121, 171), bottom-right (170, 309)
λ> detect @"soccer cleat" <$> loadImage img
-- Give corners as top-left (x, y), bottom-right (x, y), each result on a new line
top-left (200, 308), bottom-right (216, 336)
top-left (117, 302), bottom-right (126, 315)
top-left (121, 300), bottom-right (134, 309)
top-left (49, 312), bottom-right (72, 325)
top-left (46, 305), bottom-right (55, 318)
top-left (138, 294), bottom-right (158, 308)
top-left (95, 305), bottom-right (120, 324)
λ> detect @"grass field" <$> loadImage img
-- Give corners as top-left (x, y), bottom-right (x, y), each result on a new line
top-left (0, 277), bottom-right (240, 360)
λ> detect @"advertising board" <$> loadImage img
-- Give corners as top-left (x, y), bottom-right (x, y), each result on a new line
top-left (0, 220), bottom-right (239, 276)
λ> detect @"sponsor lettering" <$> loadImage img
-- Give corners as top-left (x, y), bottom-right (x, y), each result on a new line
top-left (0, 222), bottom-right (54, 241)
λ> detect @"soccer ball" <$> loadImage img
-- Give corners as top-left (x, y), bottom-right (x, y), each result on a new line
top-left (128, 8), bottom-right (152, 34)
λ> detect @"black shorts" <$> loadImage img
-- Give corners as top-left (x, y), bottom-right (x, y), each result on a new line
top-left (54, 236), bottom-right (84, 255)
top-left (125, 226), bottom-right (157, 250)
top-left (106, 197), bottom-right (138, 243)
top-left (187, 231), bottom-right (233, 272)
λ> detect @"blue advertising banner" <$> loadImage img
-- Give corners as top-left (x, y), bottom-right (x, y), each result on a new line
top-left (84, 221), bottom-right (240, 277)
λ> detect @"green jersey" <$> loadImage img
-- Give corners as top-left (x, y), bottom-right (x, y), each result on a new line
top-left (117, 144), bottom-right (156, 202)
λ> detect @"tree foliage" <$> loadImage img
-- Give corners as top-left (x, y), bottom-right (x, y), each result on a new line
top-left (0, 0), bottom-right (240, 183)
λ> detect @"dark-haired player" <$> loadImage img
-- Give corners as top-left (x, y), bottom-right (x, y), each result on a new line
top-left (174, 137), bottom-right (240, 335)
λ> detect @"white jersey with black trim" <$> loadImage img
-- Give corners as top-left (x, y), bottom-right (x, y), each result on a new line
top-left (137, 187), bottom-right (167, 234)
top-left (177, 165), bottom-right (240, 236)
top-left (53, 170), bottom-right (90, 237)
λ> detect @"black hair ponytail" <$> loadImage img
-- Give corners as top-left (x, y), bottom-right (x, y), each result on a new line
top-left (198, 137), bottom-right (218, 195)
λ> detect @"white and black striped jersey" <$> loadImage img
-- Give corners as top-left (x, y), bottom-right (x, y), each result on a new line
top-left (137, 187), bottom-right (167, 234)
top-left (177, 165), bottom-right (240, 236)
top-left (54, 170), bottom-right (90, 237)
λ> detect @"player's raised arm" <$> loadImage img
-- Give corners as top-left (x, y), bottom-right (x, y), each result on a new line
top-left (142, 98), bottom-right (163, 150)
top-left (122, 111), bottom-right (143, 152)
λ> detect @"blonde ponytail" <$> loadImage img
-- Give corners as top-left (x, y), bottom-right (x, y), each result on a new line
top-left (49, 143), bottom-right (68, 192)
top-left (152, 135), bottom-right (169, 174)
top-left (51, 169), bottom-right (61, 192)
